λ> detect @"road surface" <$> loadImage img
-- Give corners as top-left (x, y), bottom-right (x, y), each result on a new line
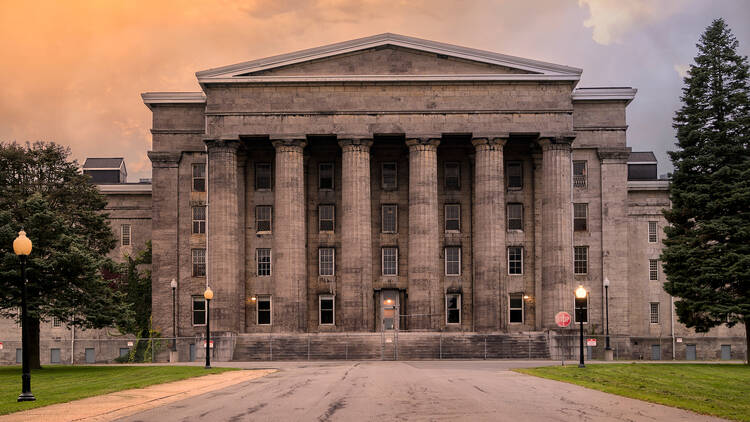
top-left (117, 361), bottom-right (724, 421)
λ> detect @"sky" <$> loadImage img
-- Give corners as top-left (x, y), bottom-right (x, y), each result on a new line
top-left (1, 0), bottom-right (748, 181)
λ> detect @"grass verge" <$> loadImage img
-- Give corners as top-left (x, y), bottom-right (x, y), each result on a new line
top-left (0, 365), bottom-right (237, 415)
top-left (515, 363), bottom-right (750, 421)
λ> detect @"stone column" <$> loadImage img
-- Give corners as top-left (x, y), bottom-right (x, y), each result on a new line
top-left (338, 138), bottom-right (374, 331)
top-left (406, 137), bottom-right (441, 330)
top-left (205, 138), bottom-right (242, 334)
top-left (540, 135), bottom-right (575, 328)
top-left (531, 151), bottom-right (544, 331)
top-left (147, 151), bottom-right (181, 341)
top-left (471, 136), bottom-right (507, 332)
top-left (598, 147), bottom-right (631, 336)
top-left (272, 138), bottom-right (307, 332)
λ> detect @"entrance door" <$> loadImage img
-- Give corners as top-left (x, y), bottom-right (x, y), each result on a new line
top-left (85, 348), bottom-right (95, 363)
top-left (380, 290), bottom-right (399, 331)
top-left (651, 344), bottom-right (661, 360)
top-left (721, 345), bottom-right (731, 360)
top-left (686, 344), bottom-right (696, 360)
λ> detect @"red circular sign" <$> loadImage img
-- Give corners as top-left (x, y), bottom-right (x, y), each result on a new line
top-left (555, 311), bottom-right (572, 328)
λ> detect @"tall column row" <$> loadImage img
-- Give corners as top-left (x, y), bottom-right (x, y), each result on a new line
top-left (339, 138), bottom-right (374, 331)
top-left (540, 136), bottom-right (574, 328)
top-left (272, 138), bottom-right (308, 332)
top-left (205, 139), bottom-right (242, 333)
top-left (472, 136), bottom-right (507, 332)
top-left (406, 137), bottom-right (442, 330)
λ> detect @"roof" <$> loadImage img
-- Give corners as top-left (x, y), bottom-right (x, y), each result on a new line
top-left (195, 33), bottom-right (583, 84)
top-left (83, 158), bottom-right (125, 169)
top-left (628, 152), bottom-right (657, 163)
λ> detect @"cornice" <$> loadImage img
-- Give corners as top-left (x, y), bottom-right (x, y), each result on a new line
top-left (141, 92), bottom-right (206, 110)
top-left (572, 87), bottom-right (637, 105)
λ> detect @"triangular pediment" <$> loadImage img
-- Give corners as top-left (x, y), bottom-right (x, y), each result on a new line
top-left (196, 33), bottom-right (582, 84)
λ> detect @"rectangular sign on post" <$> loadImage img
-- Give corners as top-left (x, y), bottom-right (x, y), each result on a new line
top-left (202, 340), bottom-right (214, 348)
top-left (0, 342), bottom-right (3, 350)
top-left (586, 338), bottom-right (597, 347)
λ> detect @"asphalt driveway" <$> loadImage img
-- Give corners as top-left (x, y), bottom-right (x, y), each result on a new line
top-left (117, 361), bottom-right (725, 421)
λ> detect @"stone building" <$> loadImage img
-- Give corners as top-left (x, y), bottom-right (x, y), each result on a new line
top-left (4, 34), bottom-right (743, 364)
top-left (136, 33), bottom-right (744, 361)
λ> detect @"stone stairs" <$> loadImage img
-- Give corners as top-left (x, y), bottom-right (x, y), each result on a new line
top-left (232, 332), bottom-right (550, 361)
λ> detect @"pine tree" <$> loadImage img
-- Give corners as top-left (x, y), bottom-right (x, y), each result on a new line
top-left (662, 18), bottom-right (750, 363)
top-left (0, 142), bottom-right (134, 368)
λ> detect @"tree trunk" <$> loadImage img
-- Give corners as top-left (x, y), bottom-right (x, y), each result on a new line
top-left (745, 320), bottom-right (749, 365)
top-left (29, 317), bottom-right (41, 370)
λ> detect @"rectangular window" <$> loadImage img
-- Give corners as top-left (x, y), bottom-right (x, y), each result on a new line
top-left (53, 317), bottom-right (62, 327)
top-left (574, 246), bottom-right (588, 275)
top-left (192, 297), bottom-right (206, 325)
top-left (192, 206), bottom-right (206, 234)
top-left (255, 162), bottom-right (272, 190)
top-left (382, 205), bottom-right (397, 233)
top-left (648, 221), bottom-right (658, 243)
top-left (445, 162), bottom-right (460, 190)
top-left (650, 302), bottom-right (660, 324)
top-left (574, 293), bottom-right (588, 323)
top-left (382, 247), bottom-right (398, 276)
top-left (649, 259), bottom-right (658, 281)
top-left (446, 293), bottom-right (461, 324)
top-left (382, 162), bottom-right (397, 190)
top-left (573, 161), bottom-right (587, 188)
top-left (256, 205), bottom-right (272, 232)
top-left (257, 248), bottom-right (271, 276)
top-left (573, 203), bottom-right (588, 231)
top-left (121, 224), bottom-right (131, 246)
top-left (509, 293), bottom-right (524, 323)
top-left (319, 295), bottom-right (335, 325)
top-left (507, 161), bottom-right (523, 189)
top-left (445, 247), bottom-right (461, 276)
top-left (319, 163), bottom-right (334, 190)
top-left (257, 296), bottom-right (271, 325)
top-left (192, 249), bottom-right (206, 277)
top-left (192, 163), bottom-right (206, 192)
top-left (319, 205), bottom-right (335, 232)
top-left (319, 248), bottom-right (335, 276)
top-left (507, 203), bottom-right (523, 230)
top-left (508, 246), bottom-right (523, 275)
top-left (445, 204), bottom-right (460, 232)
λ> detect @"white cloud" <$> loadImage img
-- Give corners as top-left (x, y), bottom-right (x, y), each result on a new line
top-left (674, 64), bottom-right (690, 78)
top-left (578, 0), bottom-right (684, 45)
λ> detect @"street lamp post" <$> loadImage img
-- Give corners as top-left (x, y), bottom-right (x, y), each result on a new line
top-left (13, 230), bottom-right (36, 402)
top-left (170, 278), bottom-right (177, 353)
top-left (575, 285), bottom-right (587, 368)
top-left (604, 277), bottom-right (611, 351)
top-left (203, 287), bottom-right (213, 369)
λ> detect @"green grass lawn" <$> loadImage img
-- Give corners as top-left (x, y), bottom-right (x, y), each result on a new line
top-left (516, 363), bottom-right (750, 421)
top-left (0, 365), bottom-right (237, 415)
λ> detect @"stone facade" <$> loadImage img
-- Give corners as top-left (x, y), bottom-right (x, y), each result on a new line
top-left (134, 34), bottom-right (745, 361)
top-left (8, 34), bottom-right (744, 364)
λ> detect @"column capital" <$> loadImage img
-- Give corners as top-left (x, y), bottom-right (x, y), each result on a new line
top-left (406, 137), bottom-right (441, 150)
top-left (204, 138), bottom-right (241, 152)
top-left (597, 147), bottom-right (631, 163)
top-left (472, 136), bottom-right (508, 150)
top-left (538, 133), bottom-right (576, 151)
top-left (338, 138), bottom-right (373, 151)
top-left (271, 138), bottom-right (307, 152)
top-left (147, 151), bottom-right (181, 168)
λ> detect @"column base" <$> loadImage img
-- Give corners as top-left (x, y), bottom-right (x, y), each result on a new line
top-left (604, 348), bottom-right (614, 361)
top-left (18, 392), bottom-right (36, 402)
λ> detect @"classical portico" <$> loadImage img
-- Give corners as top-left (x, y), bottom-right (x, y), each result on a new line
top-left (144, 33), bottom-right (643, 342)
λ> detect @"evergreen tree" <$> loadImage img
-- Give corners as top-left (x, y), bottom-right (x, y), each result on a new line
top-left (663, 18), bottom-right (750, 363)
top-left (0, 142), bottom-right (133, 368)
